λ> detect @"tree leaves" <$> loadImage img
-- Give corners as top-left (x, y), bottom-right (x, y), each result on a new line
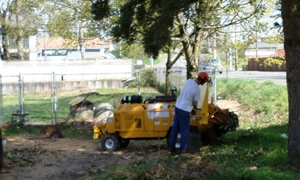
top-left (92, 0), bottom-right (110, 20)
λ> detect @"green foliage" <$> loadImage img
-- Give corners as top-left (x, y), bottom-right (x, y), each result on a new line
top-left (2, 123), bottom-right (40, 136)
top-left (157, 83), bottom-right (166, 95)
top-left (200, 124), bottom-right (293, 180)
top-left (217, 78), bottom-right (288, 129)
top-left (39, 0), bottom-right (105, 47)
top-left (127, 69), bottom-right (156, 88)
top-left (91, 0), bottom-right (110, 20)
top-left (201, 47), bottom-right (210, 54)
top-left (217, 79), bottom-right (283, 109)
top-left (111, 42), bottom-right (145, 59)
top-left (264, 57), bottom-right (284, 68)
top-left (110, 0), bottom-right (199, 58)
top-left (156, 82), bottom-right (181, 96)
top-left (263, 34), bottom-right (284, 44)
top-left (2, 121), bottom-right (93, 139)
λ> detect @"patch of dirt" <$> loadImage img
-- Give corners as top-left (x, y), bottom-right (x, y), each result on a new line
top-left (0, 129), bottom-right (170, 180)
top-left (216, 99), bottom-right (241, 113)
top-left (0, 100), bottom-right (245, 180)
top-left (216, 99), bottom-right (250, 121)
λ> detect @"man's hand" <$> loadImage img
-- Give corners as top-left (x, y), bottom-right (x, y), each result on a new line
top-left (191, 109), bottom-right (196, 115)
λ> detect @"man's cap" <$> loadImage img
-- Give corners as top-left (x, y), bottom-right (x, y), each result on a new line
top-left (198, 72), bottom-right (209, 82)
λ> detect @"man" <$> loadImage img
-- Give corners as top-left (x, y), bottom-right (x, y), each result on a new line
top-left (168, 72), bottom-right (209, 153)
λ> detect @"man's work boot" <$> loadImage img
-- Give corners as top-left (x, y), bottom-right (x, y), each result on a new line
top-left (168, 147), bottom-right (176, 153)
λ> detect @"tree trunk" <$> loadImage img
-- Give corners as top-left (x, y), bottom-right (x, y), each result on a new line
top-left (165, 43), bottom-right (183, 95)
top-left (282, 0), bottom-right (300, 158)
top-left (79, 24), bottom-right (85, 60)
top-left (184, 49), bottom-right (198, 79)
top-left (17, 36), bottom-right (24, 60)
top-left (235, 48), bottom-right (238, 71)
top-left (16, 1), bottom-right (24, 60)
top-left (2, 32), bottom-right (10, 60)
top-left (166, 48), bottom-right (172, 95)
top-left (176, 13), bottom-right (199, 79)
top-left (1, 6), bottom-right (10, 60)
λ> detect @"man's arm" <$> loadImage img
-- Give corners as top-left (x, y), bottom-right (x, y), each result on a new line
top-left (193, 101), bottom-right (198, 109)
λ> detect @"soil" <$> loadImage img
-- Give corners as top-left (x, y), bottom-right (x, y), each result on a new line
top-left (0, 100), bottom-right (243, 180)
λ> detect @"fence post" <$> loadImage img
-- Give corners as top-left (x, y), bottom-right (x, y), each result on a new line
top-left (136, 71), bottom-right (141, 95)
top-left (96, 58), bottom-right (98, 80)
top-left (52, 72), bottom-right (57, 124)
top-left (18, 73), bottom-right (24, 121)
top-left (213, 69), bottom-right (217, 103)
top-left (131, 59), bottom-right (134, 77)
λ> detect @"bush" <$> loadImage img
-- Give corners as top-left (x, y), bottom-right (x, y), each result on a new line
top-left (128, 68), bottom-right (156, 88)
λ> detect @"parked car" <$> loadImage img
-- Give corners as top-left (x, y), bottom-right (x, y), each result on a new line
top-left (199, 58), bottom-right (223, 74)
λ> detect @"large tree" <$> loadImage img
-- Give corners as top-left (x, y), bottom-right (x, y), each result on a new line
top-left (0, 1), bottom-right (11, 60)
top-left (0, 0), bottom-right (41, 60)
top-left (282, 0), bottom-right (300, 158)
top-left (38, 0), bottom-right (106, 59)
top-left (92, 0), bottom-right (265, 95)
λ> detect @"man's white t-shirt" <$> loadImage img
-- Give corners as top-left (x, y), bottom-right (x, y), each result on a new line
top-left (175, 79), bottom-right (201, 112)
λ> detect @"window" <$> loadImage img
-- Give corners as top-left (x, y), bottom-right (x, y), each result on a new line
top-left (41, 49), bottom-right (68, 56)
top-left (85, 49), bottom-right (100, 53)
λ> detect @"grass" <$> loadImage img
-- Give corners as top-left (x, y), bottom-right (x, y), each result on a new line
top-left (2, 123), bottom-right (40, 136)
top-left (91, 78), bottom-right (296, 180)
top-left (1, 87), bottom-right (164, 134)
top-left (1, 87), bottom-right (163, 123)
top-left (1, 78), bottom-right (299, 179)
top-left (217, 78), bottom-right (288, 129)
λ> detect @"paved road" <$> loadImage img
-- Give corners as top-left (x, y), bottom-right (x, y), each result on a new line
top-left (216, 70), bottom-right (287, 85)
top-left (152, 58), bottom-right (287, 86)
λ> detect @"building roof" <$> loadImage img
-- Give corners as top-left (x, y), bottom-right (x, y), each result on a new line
top-left (37, 37), bottom-right (112, 51)
top-left (247, 42), bottom-right (283, 50)
top-left (245, 42), bottom-right (284, 58)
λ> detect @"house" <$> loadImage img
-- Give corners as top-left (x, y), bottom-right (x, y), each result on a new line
top-left (244, 42), bottom-right (286, 71)
top-left (245, 42), bottom-right (284, 58)
top-left (31, 36), bottom-right (115, 61)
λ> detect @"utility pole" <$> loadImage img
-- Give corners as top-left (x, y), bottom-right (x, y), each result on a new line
top-left (235, 24), bottom-right (238, 71)
top-left (213, 34), bottom-right (217, 59)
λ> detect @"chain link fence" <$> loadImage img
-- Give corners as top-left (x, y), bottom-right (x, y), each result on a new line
top-left (0, 64), bottom-right (217, 126)
top-left (154, 67), bottom-right (217, 100)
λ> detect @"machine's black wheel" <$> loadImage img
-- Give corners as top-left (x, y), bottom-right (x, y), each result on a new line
top-left (119, 138), bottom-right (130, 148)
top-left (101, 134), bottom-right (120, 151)
top-left (166, 128), bottom-right (172, 147)
top-left (201, 127), bottom-right (218, 145)
top-left (214, 111), bottom-right (239, 137)
top-left (227, 112), bottom-right (239, 131)
top-left (187, 126), bottom-right (201, 153)
top-left (214, 125), bottom-right (225, 137)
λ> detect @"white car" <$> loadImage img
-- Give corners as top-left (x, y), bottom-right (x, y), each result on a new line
top-left (199, 59), bottom-right (223, 74)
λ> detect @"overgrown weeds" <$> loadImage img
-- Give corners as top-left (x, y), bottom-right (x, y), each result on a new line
top-left (217, 78), bottom-right (288, 129)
